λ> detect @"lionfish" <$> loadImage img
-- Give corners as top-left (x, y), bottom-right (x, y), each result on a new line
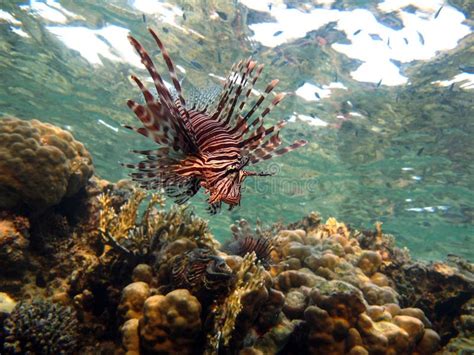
top-left (123, 28), bottom-right (307, 213)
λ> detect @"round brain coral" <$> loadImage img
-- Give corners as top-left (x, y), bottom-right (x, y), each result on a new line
top-left (0, 117), bottom-right (93, 210)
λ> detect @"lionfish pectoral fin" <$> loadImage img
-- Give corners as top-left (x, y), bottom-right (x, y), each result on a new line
top-left (207, 202), bottom-right (222, 215)
top-left (249, 139), bottom-right (307, 165)
top-left (165, 176), bottom-right (201, 204)
top-left (243, 170), bottom-right (273, 177)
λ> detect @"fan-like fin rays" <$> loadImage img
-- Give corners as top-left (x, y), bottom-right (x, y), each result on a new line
top-left (123, 29), bottom-right (307, 212)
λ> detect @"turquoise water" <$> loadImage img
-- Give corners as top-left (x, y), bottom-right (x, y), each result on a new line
top-left (0, 0), bottom-right (472, 261)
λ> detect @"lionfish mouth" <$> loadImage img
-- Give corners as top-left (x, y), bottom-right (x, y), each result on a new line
top-left (122, 27), bottom-right (307, 214)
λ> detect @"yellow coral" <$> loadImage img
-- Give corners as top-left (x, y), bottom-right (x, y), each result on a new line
top-left (206, 252), bottom-right (266, 352)
top-left (324, 217), bottom-right (350, 238)
top-left (97, 189), bottom-right (218, 258)
top-left (97, 189), bottom-right (165, 256)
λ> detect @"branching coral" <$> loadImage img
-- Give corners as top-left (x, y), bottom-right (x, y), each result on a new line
top-left (322, 217), bottom-right (351, 239)
top-left (97, 189), bottom-right (216, 263)
top-left (97, 189), bottom-right (165, 261)
top-left (206, 252), bottom-right (267, 353)
top-left (3, 299), bottom-right (79, 354)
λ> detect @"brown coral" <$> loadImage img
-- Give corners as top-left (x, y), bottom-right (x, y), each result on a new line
top-left (139, 289), bottom-right (202, 354)
top-left (118, 281), bottom-right (150, 321)
top-left (0, 117), bottom-right (93, 210)
top-left (0, 213), bottom-right (30, 275)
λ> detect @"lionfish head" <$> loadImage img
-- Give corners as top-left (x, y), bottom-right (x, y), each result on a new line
top-left (208, 168), bottom-right (247, 207)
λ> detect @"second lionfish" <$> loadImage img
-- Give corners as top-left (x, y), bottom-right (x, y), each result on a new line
top-left (123, 28), bottom-right (307, 213)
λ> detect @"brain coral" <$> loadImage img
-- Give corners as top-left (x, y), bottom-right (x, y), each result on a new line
top-left (0, 117), bottom-right (93, 210)
top-left (139, 289), bottom-right (202, 354)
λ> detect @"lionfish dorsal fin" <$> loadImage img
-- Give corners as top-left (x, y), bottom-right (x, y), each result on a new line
top-left (128, 31), bottom-right (197, 154)
top-left (128, 34), bottom-right (175, 113)
top-left (147, 28), bottom-right (188, 118)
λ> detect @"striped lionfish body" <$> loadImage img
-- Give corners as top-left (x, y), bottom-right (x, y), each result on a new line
top-left (124, 28), bottom-right (307, 213)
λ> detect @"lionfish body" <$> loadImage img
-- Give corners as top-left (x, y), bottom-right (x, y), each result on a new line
top-left (124, 28), bottom-right (307, 213)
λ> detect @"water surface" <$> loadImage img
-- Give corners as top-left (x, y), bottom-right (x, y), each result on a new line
top-left (0, 0), bottom-right (472, 261)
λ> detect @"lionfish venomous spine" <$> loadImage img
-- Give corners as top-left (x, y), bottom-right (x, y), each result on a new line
top-left (123, 28), bottom-right (307, 213)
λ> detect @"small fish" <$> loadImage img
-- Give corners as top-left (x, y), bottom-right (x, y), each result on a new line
top-left (417, 147), bottom-right (424, 156)
top-left (270, 54), bottom-right (281, 65)
top-left (417, 31), bottom-right (425, 45)
top-left (369, 34), bottom-right (382, 41)
top-left (376, 79), bottom-right (383, 88)
top-left (448, 83), bottom-right (455, 91)
top-left (162, 27), bottom-right (169, 33)
top-left (190, 60), bottom-right (204, 70)
top-left (183, 12), bottom-right (186, 21)
top-left (353, 29), bottom-right (362, 35)
top-left (96, 34), bottom-right (113, 47)
top-left (142, 14), bottom-right (146, 23)
top-left (434, 5), bottom-right (444, 19)
top-left (268, 4), bottom-right (272, 11)
top-left (273, 30), bottom-right (283, 37)
top-left (216, 11), bottom-right (227, 21)
top-left (459, 65), bottom-right (474, 74)
top-left (387, 38), bottom-right (391, 48)
top-left (403, 37), bottom-right (408, 45)
top-left (335, 71), bottom-right (338, 82)
top-left (314, 92), bottom-right (321, 99)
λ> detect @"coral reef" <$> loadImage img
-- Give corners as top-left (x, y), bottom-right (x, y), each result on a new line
top-left (0, 116), bottom-right (93, 211)
top-left (223, 219), bottom-right (275, 268)
top-left (206, 252), bottom-right (269, 352)
top-left (3, 299), bottom-right (79, 354)
top-left (359, 226), bottom-right (474, 347)
top-left (0, 120), bottom-right (471, 354)
top-left (443, 297), bottom-right (474, 353)
top-left (140, 289), bottom-right (202, 354)
top-left (0, 212), bottom-right (30, 275)
top-left (170, 248), bottom-right (234, 300)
